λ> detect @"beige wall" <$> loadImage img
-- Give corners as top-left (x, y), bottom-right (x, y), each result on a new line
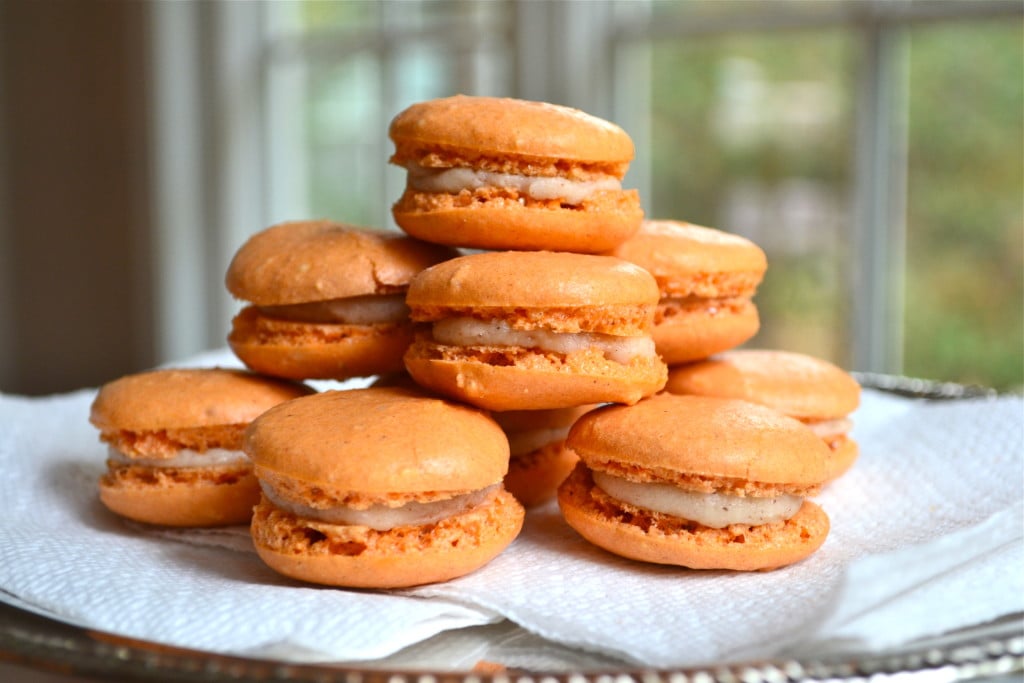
top-left (0, 0), bottom-right (155, 395)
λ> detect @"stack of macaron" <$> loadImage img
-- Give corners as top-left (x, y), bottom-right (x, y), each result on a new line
top-left (383, 96), bottom-right (669, 518)
top-left (89, 94), bottom-right (861, 584)
top-left (221, 95), bottom-right (675, 583)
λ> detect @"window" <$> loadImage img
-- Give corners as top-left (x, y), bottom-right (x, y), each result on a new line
top-left (263, 1), bottom-right (515, 227)
top-left (903, 19), bottom-right (1023, 388)
top-left (150, 0), bottom-right (1023, 390)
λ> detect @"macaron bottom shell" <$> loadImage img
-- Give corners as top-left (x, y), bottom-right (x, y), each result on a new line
top-left (250, 489), bottom-right (525, 589)
top-left (557, 464), bottom-right (830, 571)
top-left (99, 467), bottom-right (261, 527)
top-left (228, 306), bottom-right (413, 380)
top-left (392, 188), bottom-right (643, 253)
top-left (653, 298), bottom-right (760, 365)
top-left (403, 340), bottom-right (667, 411)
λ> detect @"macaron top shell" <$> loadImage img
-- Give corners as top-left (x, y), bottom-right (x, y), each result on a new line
top-left (225, 220), bottom-right (457, 306)
top-left (567, 394), bottom-right (828, 488)
top-left (389, 95), bottom-right (635, 167)
top-left (245, 387), bottom-right (509, 495)
top-left (89, 368), bottom-right (313, 432)
top-left (609, 220), bottom-right (767, 297)
top-left (665, 350), bottom-right (861, 420)
top-left (406, 251), bottom-right (660, 310)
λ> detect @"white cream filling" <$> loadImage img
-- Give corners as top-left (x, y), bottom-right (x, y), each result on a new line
top-left (107, 446), bottom-right (249, 469)
top-left (406, 164), bottom-right (622, 205)
top-left (432, 317), bottom-right (655, 365)
top-left (260, 482), bottom-right (499, 531)
top-left (804, 417), bottom-right (853, 439)
top-left (506, 426), bottom-right (571, 457)
top-left (662, 296), bottom-right (720, 315)
top-left (592, 470), bottom-right (803, 529)
top-left (259, 293), bottom-right (409, 324)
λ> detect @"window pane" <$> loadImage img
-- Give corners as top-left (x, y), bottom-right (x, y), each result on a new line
top-left (306, 56), bottom-right (385, 227)
top-left (266, 1), bottom-right (513, 230)
top-left (904, 20), bottom-right (1023, 391)
top-left (298, 1), bottom-right (377, 32)
top-left (648, 31), bottom-right (855, 366)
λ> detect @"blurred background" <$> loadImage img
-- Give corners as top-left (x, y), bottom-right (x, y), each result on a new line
top-left (0, 0), bottom-right (1021, 396)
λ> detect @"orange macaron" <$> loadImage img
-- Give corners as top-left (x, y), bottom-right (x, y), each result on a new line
top-left (607, 220), bottom-right (767, 365)
top-left (665, 349), bottom-right (862, 481)
top-left (245, 387), bottom-right (525, 588)
top-left (225, 220), bottom-right (457, 381)
top-left (389, 95), bottom-right (643, 253)
top-left (494, 404), bottom-right (596, 508)
top-left (558, 393), bottom-right (831, 571)
top-left (89, 368), bottom-right (314, 527)
top-left (403, 250), bottom-right (668, 411)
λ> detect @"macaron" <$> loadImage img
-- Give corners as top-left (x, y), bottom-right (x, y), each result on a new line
top-left (369, 372), bottom-right (591, 507)
top-left (389, 95), bottom-right (643, 253)
top-left (607, 220), bottom-right (767, 365)
top-left (245, 387), bottom-right (525, 588)
top-left (558, 393), bottom-right (831, 571)
top-left (494, 405), bottom-right (596, 509)
top-left (225, 220), bottom-right (457, 381)
top-left (89, 368), bottom-right (314, 527)
top-left (665, 349), bottom-right (862, 481)
top-left (403, 250), bottom-right (668, 411)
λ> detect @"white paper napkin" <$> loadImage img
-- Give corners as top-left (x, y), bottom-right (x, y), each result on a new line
top-left (0, 349), bottom-right (1021, 669)
top-left (0, 387), bottom-right (499, 662)
top-left (412, 393), bottom-right (1024, 667)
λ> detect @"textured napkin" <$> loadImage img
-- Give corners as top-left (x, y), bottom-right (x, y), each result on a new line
top-left (0, 386), bottom-right (502, 662)
top-left (413, 393), bottom-right (1023, 667)
top-left (0, 349), bottom-right (1021, 669)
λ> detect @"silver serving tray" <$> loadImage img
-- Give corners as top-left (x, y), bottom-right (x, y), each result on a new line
top-left (2, 374), bottom-right (1020, 682)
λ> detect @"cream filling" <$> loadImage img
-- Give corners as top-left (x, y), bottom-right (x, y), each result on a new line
top-left (662, 296), bottom-right (723, 315)
top-left (258, 293), bottom-right (409, 324)
top-left (260, 482), bottom-right (499, 531)
top-left (406, 164), bottom-right (622, 205)
top-left (592, 470), bottom-right (803, 529)
top-left (107, 446), bottom-right (249, 469)
top-left (432, 318), bottom-right (655, 365)
top-left (506, 426), bottom-right (571, 457)
top-left (804, 417), bottom-right (852, 439)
